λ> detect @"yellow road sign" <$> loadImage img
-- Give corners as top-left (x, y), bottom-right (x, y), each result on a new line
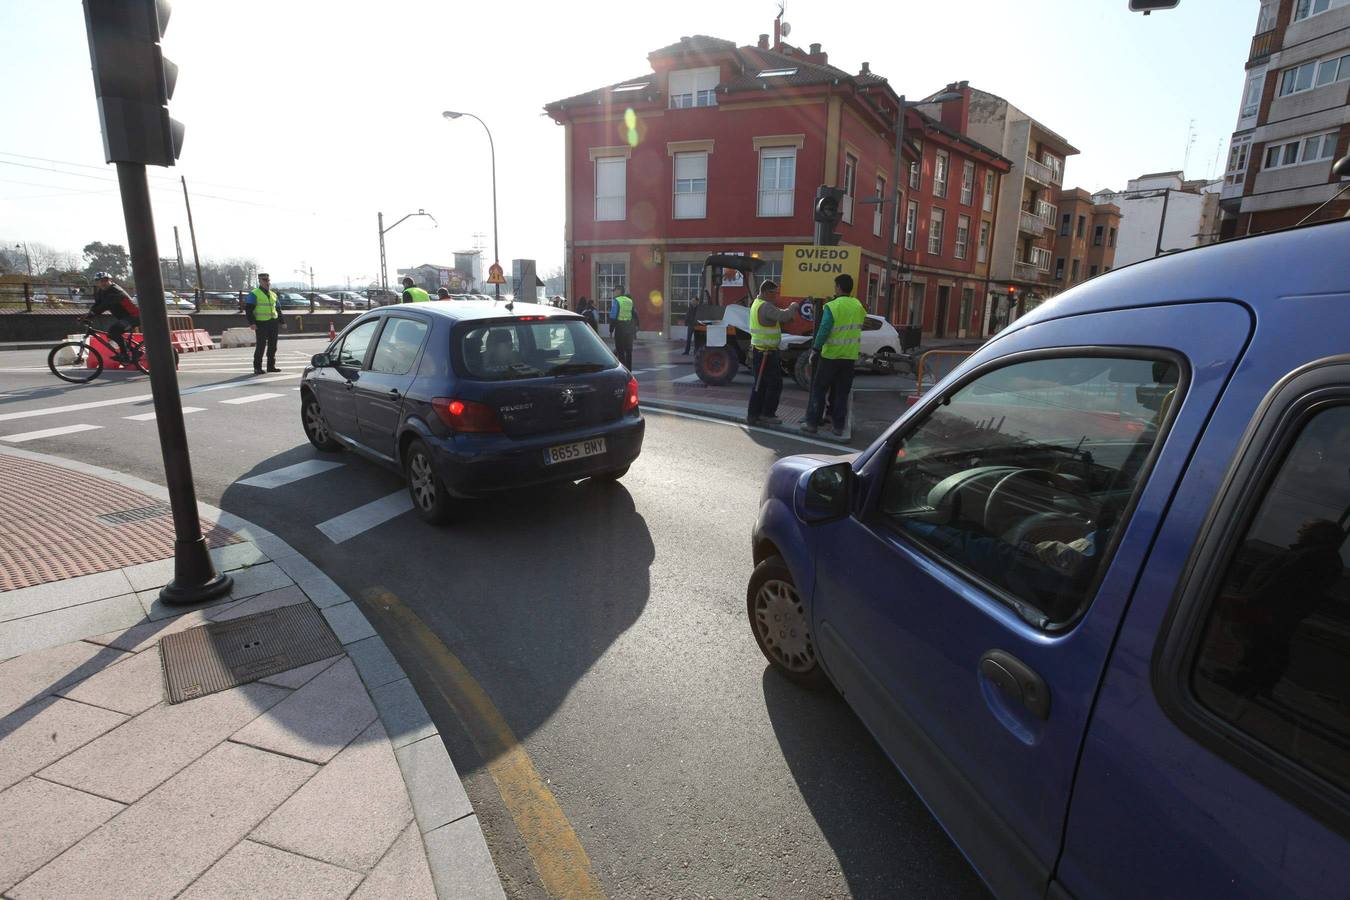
top-left (780, 244), bottom-right (862, 298)
top-left (486, 262), bottom-right (506, 285)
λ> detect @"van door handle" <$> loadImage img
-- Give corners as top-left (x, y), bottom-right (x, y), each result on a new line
top-left (387, 388), bottom-right (402, 399)
top-left (979, 650), bottom-right (1050, 720)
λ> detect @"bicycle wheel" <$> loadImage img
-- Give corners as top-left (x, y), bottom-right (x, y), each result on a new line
top-left (133, 346), bottom-right (179, 374)
top-left (48, 341), bottom-right (102, 384)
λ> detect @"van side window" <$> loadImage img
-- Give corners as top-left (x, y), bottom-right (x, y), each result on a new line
top-left (878, 356), bottom-right (1180, 626)
top-left (1191, 404), bottom-right (1350, 794)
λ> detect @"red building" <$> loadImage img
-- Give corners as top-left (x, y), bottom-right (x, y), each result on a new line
top-left (544, 34), bottom-right (1011, 340)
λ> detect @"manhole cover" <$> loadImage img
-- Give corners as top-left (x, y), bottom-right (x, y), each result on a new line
top-left (159, 603), bottom-right (342, 704)
top-left (96, 504), bottom-right (172, 526)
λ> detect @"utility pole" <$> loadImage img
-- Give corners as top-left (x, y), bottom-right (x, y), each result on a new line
top-left (173, 225), bottom-right (187, 291)
top-left (378, 211), bottom-right (386, 294)
top-left (181, 176), bottom-right (204, 300)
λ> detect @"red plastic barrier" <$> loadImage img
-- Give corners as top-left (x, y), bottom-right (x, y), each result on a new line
top-left (87, 332), bottom-right (142, 370)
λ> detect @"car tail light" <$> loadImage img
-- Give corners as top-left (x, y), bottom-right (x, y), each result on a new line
top-left (623, 377), bottom-right (639, 412)
top-left (431, 397), bottom-right (502, 433)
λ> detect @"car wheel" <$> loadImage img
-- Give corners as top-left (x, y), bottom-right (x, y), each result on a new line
top-left (747, 555), bottom-right (825, 687)
top-left (873, 347), bottom-right (897, 374)
top-left (792, 351), bottom-right (813, 391)
top-left (301, 391), bottom-right (341, 451)
top-left (405, 438), bottom-right (454, 525)
top-left (592, 465), bottom-right (630, 482)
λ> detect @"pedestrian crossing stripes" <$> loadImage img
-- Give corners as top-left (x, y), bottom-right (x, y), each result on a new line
top-left (0, 373), bottom-right (294, 423)
top-left (219, 393), bottom-right (285, 405)
top-left (316, 491), bottom-right (413, 543)
top-left (123, 407), bottom-right (206, 422)
top-left (237, 459), bottom-right (344, 489)
top-left (0, 423), bottom-right (102, 443)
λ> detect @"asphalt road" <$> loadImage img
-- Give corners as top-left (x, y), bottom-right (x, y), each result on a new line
top-left (0, 340), bottom-right (987, 899)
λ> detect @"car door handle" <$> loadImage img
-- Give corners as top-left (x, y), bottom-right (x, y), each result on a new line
top-left (979, 650), bottom-right (1050, 720)
top-left (387, 389), bottom-right (402, 399)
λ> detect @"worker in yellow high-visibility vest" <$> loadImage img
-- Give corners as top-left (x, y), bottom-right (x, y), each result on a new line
top-left (801, 273), bottom-right (865, 438)
top-left (609, 287), bottom-right (639, 370)
top-left (244, 273), bottom-right (281, 375)
top-left (746, 280), bottom-right (800, 426)
top-left (400, 277), bottom-right (431, 304)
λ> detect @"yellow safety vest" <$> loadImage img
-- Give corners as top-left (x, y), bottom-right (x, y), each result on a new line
top-left (749, 297), bottom-right (781, 350)
top-left (405, 286), bottom-right (431, 303)
top-left (821, 295), bottom-right (865, 360)
top-left (251, 288), bottom-right (277, 322)
top-left (615, 295), bottom-right (634, 322)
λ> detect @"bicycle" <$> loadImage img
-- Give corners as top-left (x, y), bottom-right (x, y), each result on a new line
top-left (47, 320), bottom-right (176, 384)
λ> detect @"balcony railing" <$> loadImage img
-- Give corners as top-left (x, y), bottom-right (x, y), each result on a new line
top-left (1015, 248), bottom-right (1053, 281)
top-left (1024, 155), bottom-right (1061, 186)
top-left (1014, 261), bottom-right (1042, 282)
top-left (1249, 29), bottom-right (1275, 63)
top-left (1018, 201), bottom-right (1058, 234)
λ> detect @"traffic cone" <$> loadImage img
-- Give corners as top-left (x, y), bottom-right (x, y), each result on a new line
top-left (328, 321), bottom-right (336, 341)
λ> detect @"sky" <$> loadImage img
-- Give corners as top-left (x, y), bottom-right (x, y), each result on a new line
top-left (0, 0), bottom-right (1257, 289)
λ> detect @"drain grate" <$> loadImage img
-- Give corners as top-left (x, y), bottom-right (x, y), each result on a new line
top-left (159, 603), bottom-right (342, 704)
top-left (96, 504), bottom-right (173, 526)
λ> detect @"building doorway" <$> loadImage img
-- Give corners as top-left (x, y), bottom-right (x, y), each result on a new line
top-left (935, 286), bottom-right (951, 338)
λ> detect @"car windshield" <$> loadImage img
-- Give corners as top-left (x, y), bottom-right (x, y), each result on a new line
top-left (457, 318), bottom-right (616, 381)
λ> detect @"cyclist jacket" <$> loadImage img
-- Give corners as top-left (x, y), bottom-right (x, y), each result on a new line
top-left (90, 284), bottom-right (140, 322)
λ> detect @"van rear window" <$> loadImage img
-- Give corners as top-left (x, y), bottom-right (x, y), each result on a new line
top-left (457, 319), bottom-right (617, 381)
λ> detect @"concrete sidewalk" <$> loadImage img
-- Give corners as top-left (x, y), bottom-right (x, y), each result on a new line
top-left (0, 447), bottom-right (504, 899)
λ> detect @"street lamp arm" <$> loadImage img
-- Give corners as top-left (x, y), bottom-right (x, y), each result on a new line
top-left (442, 109), bottom-right (501, 301)
top-left (381, 210), bottom-right (435, 235)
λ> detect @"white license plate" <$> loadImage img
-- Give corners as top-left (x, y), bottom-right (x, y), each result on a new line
top-left (543, 437), bottom-right (607, 465)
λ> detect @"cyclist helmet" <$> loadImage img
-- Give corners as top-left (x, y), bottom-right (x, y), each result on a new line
top-left (94, 271), bottom-right (112, 281)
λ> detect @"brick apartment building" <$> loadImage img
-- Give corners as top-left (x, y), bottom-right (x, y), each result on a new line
top-left (1220, 0), bottom-right (1350, 234)
top-left (1051, 188), bottom-right (1121, 287)
top-left (544, 33), bottom-right (1015, 340)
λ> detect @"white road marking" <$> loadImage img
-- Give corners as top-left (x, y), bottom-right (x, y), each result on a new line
top-left (237, 459), bottom-right (344, 489)
top-left (641, 405), bottom-right (851, 451)
top-left (0, 373), bottom-right (294, 423)
top-left (219, 392), bottom-right (284, 405)
top-left (658, 363), bottom-right (682, 369)
top-left (316, 491), bottom-right (413, 543)
top-left (0, 423), bottom-right (103, 443)
top-left (123, 406), bottom-right (205, 421)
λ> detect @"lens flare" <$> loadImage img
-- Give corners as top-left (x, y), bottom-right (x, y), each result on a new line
top-left (624, 108), bottom-right (640, 147)
top-left (648, 289), bottom-right (664, 308)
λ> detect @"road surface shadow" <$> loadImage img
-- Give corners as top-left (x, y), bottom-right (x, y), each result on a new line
top-left (761, 668), bottom-right (990, 900)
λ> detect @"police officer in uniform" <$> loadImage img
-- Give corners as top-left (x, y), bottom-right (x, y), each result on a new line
top-left (401, 276), bottom-right (431, 304)
top-left (746, 280), bottom-right (799, 426)
top-left (244, 273), bottom-right (281, 375)
top-left (801, 273), bottom-right (865, 437)
top-left (609, 286), bottom-right (638, 370)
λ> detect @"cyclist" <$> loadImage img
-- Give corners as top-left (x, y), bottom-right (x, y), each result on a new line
top-left (83, 272), bottom-right (141, 363)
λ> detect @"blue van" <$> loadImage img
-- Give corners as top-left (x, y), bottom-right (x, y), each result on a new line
top-left (747, 218), bottom-right (1350, 899)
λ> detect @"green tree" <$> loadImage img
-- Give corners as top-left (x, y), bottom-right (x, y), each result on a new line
top-left (82, 242), bottom-right (129, 279)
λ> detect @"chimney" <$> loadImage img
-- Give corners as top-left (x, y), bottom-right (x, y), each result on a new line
top-left (939, 82), bottom-right (972, 134)
top-left (758, 33), bottom-right (769, 49)
top-left (859, 61), bottom-right (870, 75)
top-left (810, 42), bottom-right (821, 55)
top-left (807, 42), bottom-right (827, 64)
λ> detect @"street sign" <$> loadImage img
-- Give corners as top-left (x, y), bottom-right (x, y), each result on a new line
top-left (780, 244), bottom-right (862, 299)
top-left (486, 262), bottom-right (506, 285)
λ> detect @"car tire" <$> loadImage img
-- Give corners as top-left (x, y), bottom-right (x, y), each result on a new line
top-left (747, 555), bottom-right (825, 687)
top-left (792, 351), bottom-right (813, 391)
top-left (592, 465), bottom-right (630, 482)
top-left (301, 391), bottom-right (342, 451)
top-left (404, 438), bottom-right (454, 525)
top-left (695, 347), bottom-right (738, 386)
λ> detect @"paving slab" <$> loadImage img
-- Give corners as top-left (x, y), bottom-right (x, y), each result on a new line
top-left (209, 541), bottom-right (269, 573)
top-left (0, 778), bottom-right (124, 894)
top-left (346, 635), bottom-right (403, 691)
top-left (223, 561), bottom-right (293, 599)
top-left (0, 695), bottom-right (127, 792)
top-left (370, 677), bottom-right (437, 749)
top-left (0, 592), bottom-right (145, 661)
top-left (351, 822), bottom-right (437, 900)
top-left (258, 654), bottom-right (342, 690)
top-left (39, 681), bottom-right (289, 803)
top-left (57, 645), bottom-right (164, 715)
top-left (252, 719), bottom-right (412, 872)
top-left (180, 839), bottom-right (362, 900)
top-left (0, 569), bottom-right (135, 624)
top-left (396, 734), bottom-right (473, 835)
top-left (423, 815), bottom-right (507, 900)
top-left (121, 557), bottom-right (177, 593)
top-left (0, 640), bottom-right (130, 719)
top-left (321, 600), bottom-right (377, 644)
top-left (207, 584), bottom-right (308, 622)
top-left (81, 604), bottom-right (224, 654)
top-left (270, 553), bottom-right (349, 608)
top-left (230, 656), bottom-right (377, 764)
top-left (10, 742), bottom-right (315, 900)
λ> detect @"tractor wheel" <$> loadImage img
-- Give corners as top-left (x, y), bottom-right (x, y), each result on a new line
top-left (695, 347), bottom-right (738, 386)
top-left (793, 351), bottom-right (814, 390)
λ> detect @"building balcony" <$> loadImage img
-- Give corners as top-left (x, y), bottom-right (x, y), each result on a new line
top-left (1024, 156), bottom-right (1060, 186)
top-left (1249, 29), bottom-right (1275, 63)
top-left (1014, 247), bottom-right (1053, 282)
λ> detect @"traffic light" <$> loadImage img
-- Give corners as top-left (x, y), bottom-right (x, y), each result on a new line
top-left (83, 0), bottom-right (184, 167)
top-left (813, 185), bottom-right (845, 246)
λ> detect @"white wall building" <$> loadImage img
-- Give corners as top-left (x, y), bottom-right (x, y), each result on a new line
top-left (1093, 173), bottom-right (1222, 267)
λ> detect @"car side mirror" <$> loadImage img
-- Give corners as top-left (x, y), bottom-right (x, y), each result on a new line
top-left (802, 462), bottom-right (855, 522)
top-left (311, 353), bottom-right (330, 368)
top-left (1334, 155), bottom-right (1350, 178)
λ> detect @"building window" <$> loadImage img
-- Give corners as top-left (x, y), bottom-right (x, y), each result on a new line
top-left (1055, 257), bottom-right (1065, 280)
top-left (1093, 224), bottom-right (1104, 246)
top-left (983, 171), bottom-right (995, 212)
top-left (873, 176), bottom-right (887, 236)
top-left (978, 220), bottom-right (990, 263)
top-left (909, 157), bottom-right (921, 190)
top-left (1089, 264), bottom-right (1099, 277)
top-left (1294, 0), bottom-right (1349, 22)
top-left (842, 154), bottom-right (858, 223)
top-left (1070, 258), bottom-right (1080, 281)
top-left (1315, 52), bottom-right (1350, 87)
top-left (1241, 71), bottom-right (1265, 118)
top-left (595, 261), bottom-right (627, 325)
top-left (1060, 212), bottom-right (1071, 237)
top-left (669, 67), bottom-right (718, 108)
top-left (1076, 215), bottom-right (1086, 238)
top-left (928, 208), bottom-right (945, 255)
top-left (933, 150), bottom-right (949, 198)
top-left (904, 200), bottom-right (918, 252)
top-left (955, 215), bottom-right (970, 260)
top-left (1226, 135), bottom-right (1253, 186)
top-left (669, 260), bottom-right (701, 323)
top-left (595, 156), bottom-right (626, 221)
top-left (1279, 53), bottom-right (1350, 97)
top-left (892, 190), bottom-right (903, 244)
top-left (673, 151), bottom-right (708, 218)
top-left (960, 161), bottom-right (975, 206)
top-left (1109, 226), bottom-right (1117, 248)
top-left (1264, 131), bottom-right (1339, 170)
top-left (758, 147), bottom-right (796, 217)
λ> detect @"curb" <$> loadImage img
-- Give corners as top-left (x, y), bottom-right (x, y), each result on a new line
top-left (0, 444), bottom-right (505, 900)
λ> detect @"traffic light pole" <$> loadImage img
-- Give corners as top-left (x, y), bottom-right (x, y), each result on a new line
top-left (116, 162), bottom-right (231, 605)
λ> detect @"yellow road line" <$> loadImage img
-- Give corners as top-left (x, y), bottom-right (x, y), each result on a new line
top-left (364, 589), bottom-right (607, 900)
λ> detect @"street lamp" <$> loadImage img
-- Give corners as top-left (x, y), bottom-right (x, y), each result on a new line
top-left (14, 243), bottom-right (32, 278)
top-left (442, 110), bottom-right (501, 303)
top-left (378, 209), bottom-right (438, 296)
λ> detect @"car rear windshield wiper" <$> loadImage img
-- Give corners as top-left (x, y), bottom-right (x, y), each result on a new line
top-left (548, 362), bottom-right (608, 375)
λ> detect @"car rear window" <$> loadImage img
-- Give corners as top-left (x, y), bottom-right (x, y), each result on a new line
top-left (457, 318), bottom-right (617, 381)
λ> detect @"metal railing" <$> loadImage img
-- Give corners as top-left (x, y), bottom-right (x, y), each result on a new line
top-left (1018, 209), bottom-right (1045, 234)
top-left (911, 349), bottom-right (975, 401)
top-left (1249, 29), bottom-right (1275, 63)
top-left (1025, 156), bottom-right (1059, 185)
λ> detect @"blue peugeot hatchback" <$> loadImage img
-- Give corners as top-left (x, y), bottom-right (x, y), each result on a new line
top-left (748, 218), bottom-right (1350, 899)
top-left (301, 301), bottom-right (643, 523)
